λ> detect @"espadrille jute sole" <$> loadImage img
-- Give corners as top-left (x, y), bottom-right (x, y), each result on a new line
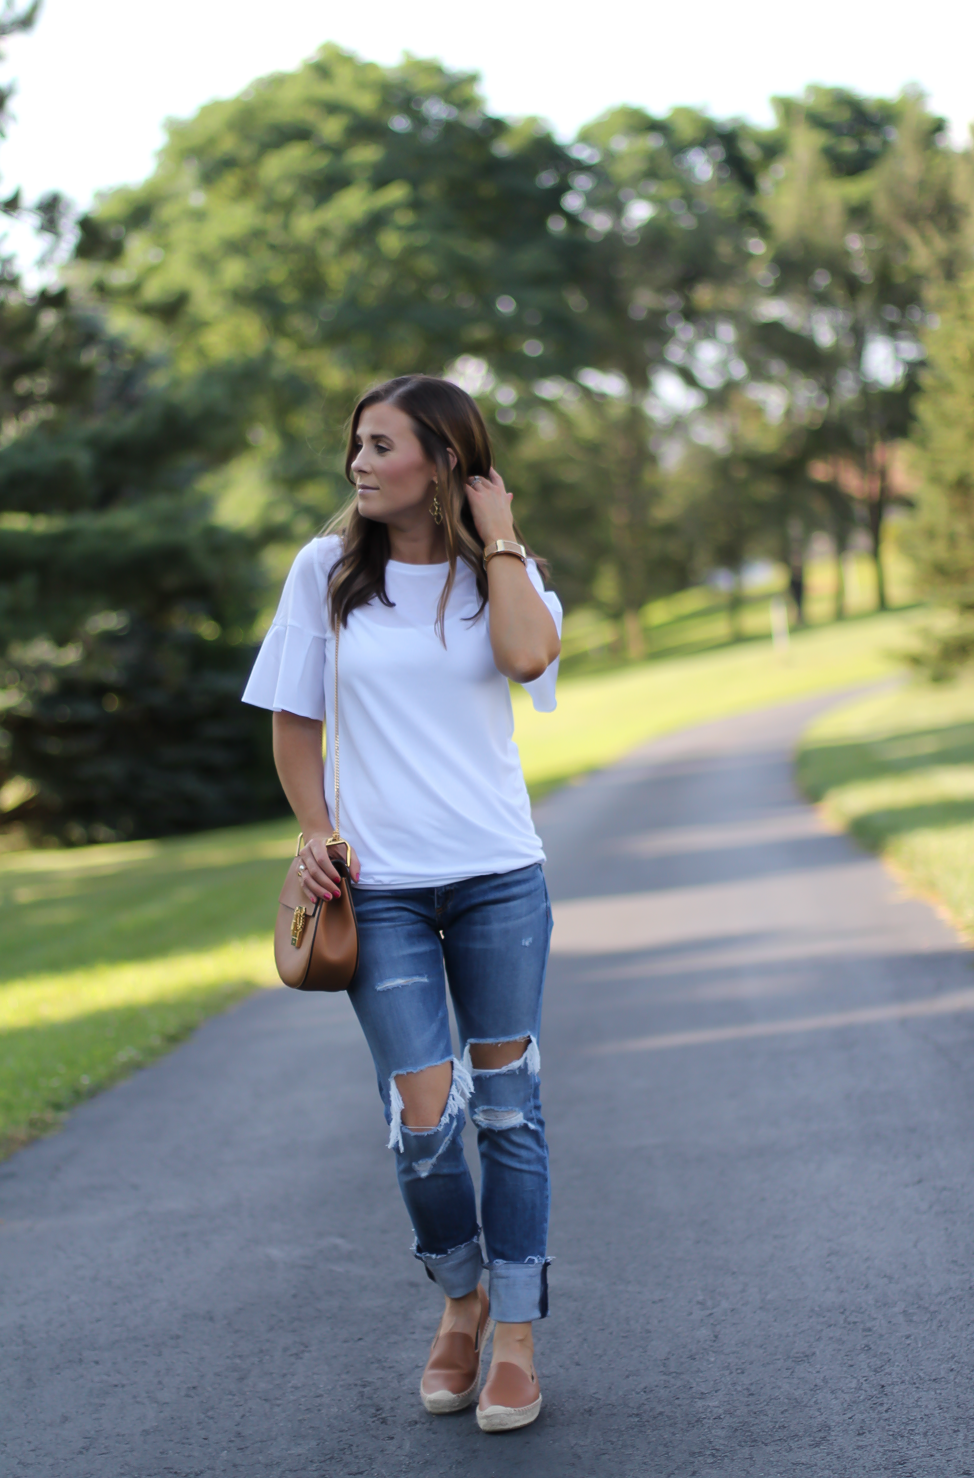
top-left (476, 1392), bottom-right (542, 1432)
top-left (421, 1381), bottom-right (479, 1414)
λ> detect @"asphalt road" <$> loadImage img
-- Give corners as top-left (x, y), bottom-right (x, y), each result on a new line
top-left (5, 692), bottom-right (974, 1477)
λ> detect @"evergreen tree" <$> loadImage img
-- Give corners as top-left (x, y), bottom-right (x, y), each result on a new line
top-left (0, 6), bottom-right (282, 843)
top-left (907, 272), bottom-right (974, 675)
top-left (0, 339), bottom-right (281, 842)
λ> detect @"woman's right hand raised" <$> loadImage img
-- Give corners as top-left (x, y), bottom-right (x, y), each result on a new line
top-left (296, 835), bottom-right (361, 900)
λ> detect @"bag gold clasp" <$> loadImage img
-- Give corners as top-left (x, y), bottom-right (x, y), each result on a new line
top-left (290, 906), bottom-right (308, 948)
top-left (325, 831), bottom-right (351, 869)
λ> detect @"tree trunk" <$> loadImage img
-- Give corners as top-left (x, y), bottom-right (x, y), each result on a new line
top-left (623, 608), bottom-right (644, 661)
top-left (863, 397), bottom-right (889, 613)
top-left (867, 479), bottom-right (888, 612)
top-left (874, 538), bottom-right (887, 611)
top-left (833, 526), bottom-right (847, 622)
top-left (788, 559), bottom-right (805, 626)
top-left (869, 493), bottom-right (892, 603)
top-left (786, 516), bottom-right (805, 626)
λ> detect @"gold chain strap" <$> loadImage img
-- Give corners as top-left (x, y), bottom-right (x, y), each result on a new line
top-left (332, 623), bottom-right (340, 836)
top-left (294, 622), bottom-right (349, 870)
top-left (323, 622), bottom-right (350, 868)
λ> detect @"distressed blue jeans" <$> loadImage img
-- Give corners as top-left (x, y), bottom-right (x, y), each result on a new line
top-left (348, 863), bottom-right (552, 1323)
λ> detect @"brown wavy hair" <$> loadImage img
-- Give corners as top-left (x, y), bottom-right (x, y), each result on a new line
top-left (324, 375), bottom-right (545, 637)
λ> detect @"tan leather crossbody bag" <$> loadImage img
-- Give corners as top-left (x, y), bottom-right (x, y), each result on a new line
top-left (273, 625), bottom-right (359, 992)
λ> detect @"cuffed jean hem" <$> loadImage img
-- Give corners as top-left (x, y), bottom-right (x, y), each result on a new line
top-left (487, 1259), bottom-right (550, 1322)
top-left (415, 1236), bottom-right (485, 1298)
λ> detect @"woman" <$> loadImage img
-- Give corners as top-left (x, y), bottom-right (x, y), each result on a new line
top-left (243, 375), bottom-right (562, 1433)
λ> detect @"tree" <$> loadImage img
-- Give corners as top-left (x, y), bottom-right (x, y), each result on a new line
top-left (0, 5), bottom-right (281, 843)
top-left (0, 2), bottom-right (39, 149)
top-left (79, 59), bottom-right (770, 647)
top-left (907, 272), bottom-right (974, 675)
top-left (664, 390), bottom-right (804, 637)
top-left (745, 87), bottom-right (970, 609)
top-left (495, 384), bottom-right (693, 651)
top-left (77, 47), bottom-right (598, 525)
top-left (548, 105), bottom-right (770, 650)
top-left (81, 56), bottom-right (974, 649)
top-left (0, 302), bottom-right (283, 840)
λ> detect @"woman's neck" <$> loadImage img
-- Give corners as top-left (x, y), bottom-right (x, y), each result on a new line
top-left (386, 518), bottom-right (448, 565)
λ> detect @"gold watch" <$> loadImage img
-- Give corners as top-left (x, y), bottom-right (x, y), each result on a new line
top-left (483, 539), bottom-right (527, 568)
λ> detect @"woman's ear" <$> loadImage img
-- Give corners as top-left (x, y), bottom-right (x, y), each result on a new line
top-left (446, 447), bottom-right (458, 472)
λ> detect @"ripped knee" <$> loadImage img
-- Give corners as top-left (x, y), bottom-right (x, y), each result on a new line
top-left (467, 1037), bottom-right (530, 1071)
top-left (387, 1057), bottom-right (473, 1154)
top-left (463, 1035), bottom-right (541, 1132)
top-left (394, 1060), bottom-right (454, 1131)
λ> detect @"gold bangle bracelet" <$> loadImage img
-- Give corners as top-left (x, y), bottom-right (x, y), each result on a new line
top-left (483, 539), bottom-right (527, 567)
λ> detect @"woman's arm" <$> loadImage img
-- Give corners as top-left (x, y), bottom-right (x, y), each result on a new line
top-left (465, 469), bottom-right (561, 684)
top-left (272, 710), bottom-right (361, 897)
top-left (484, 554), bottom-right (561, 683)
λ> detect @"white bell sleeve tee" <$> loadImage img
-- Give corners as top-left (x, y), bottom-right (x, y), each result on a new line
top-left (242, 536), bottom-right (563, 889)
top-left (242, 543), bottom-right (328, 721)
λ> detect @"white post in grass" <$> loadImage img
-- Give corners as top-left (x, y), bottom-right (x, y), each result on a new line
top-left (770, 595), bottom-right (790, 655)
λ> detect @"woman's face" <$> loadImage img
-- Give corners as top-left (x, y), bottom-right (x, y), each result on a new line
top-left (350, 403), bottom-right (439, 526)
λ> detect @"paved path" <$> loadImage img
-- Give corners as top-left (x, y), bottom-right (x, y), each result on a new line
top-left (5, 693), bottom-right (974, 1477)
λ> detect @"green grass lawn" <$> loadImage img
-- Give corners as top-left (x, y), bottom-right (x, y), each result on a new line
top-left (798, 678), bottom-right (974, 941)
top-left (558, 546), bottom-right (913, 670)
top-left (516, 606), bottom-right (921, 799)
top-left (0, 824), bottom-right (297, 1157)
top-left (1, 602), bottom-right (921, 1159)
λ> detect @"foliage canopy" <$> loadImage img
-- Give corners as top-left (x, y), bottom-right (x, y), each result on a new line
top-left (2, 25), bottom-right (973, 840)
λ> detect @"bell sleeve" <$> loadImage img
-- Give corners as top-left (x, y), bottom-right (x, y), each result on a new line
top-left (241, 541), bottom-right (329, 721)
top-left (519, 560), bottom-right (563, 714)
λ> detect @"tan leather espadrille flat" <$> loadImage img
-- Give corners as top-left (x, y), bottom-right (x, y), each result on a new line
top-left (420, 1285), bottom-right (492, 1414)
top-left (476, 1358), bottom-right (542, 1432)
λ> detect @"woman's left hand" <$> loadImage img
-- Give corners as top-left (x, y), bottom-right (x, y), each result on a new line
top-left (464, 469), bottom-right (516, 545)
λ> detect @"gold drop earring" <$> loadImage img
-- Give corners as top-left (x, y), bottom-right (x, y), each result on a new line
top-left (429, 480), bottom-right (444, 525)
